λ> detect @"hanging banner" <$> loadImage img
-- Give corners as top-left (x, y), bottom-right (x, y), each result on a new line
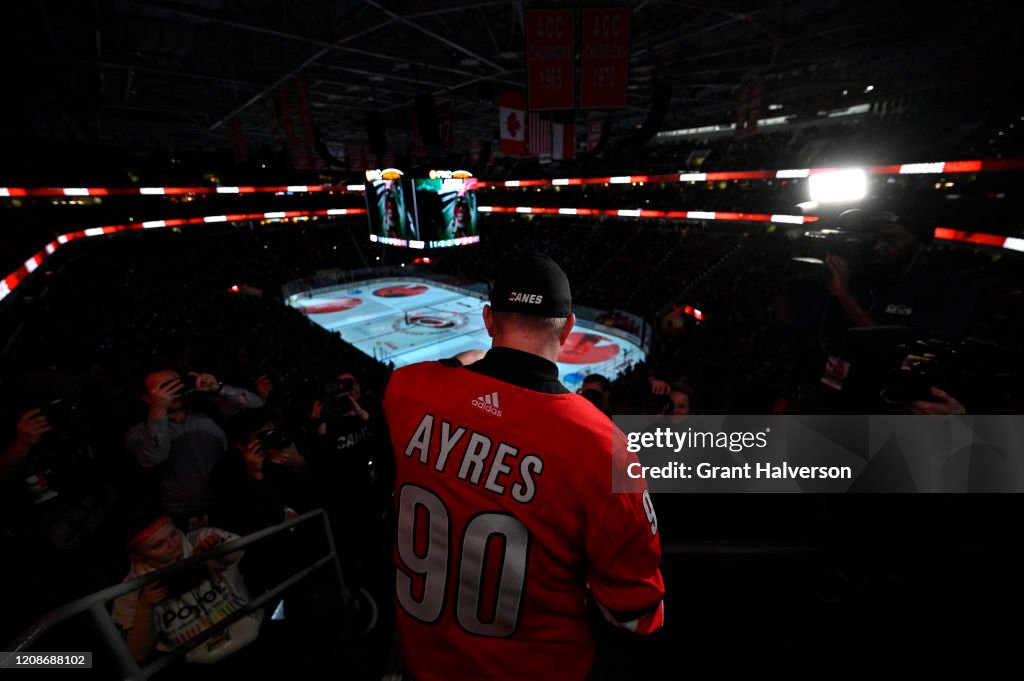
top-left (228, 117), bottom-right (247, 164)
top-left (499, 90), bottom-right (527, 155)
top-left (526, 8), bottom-right (575, 111)
top-left (527, 112), bottom-right (552, 156)
top-left (580, 8), bottom-right (632, 109)
top-left (552, 122), bottom-right (576, 160)
top-left (438, 100), bottom-right (454, 150)
top-left (735, 78), bottom-right (763, 138)
top-left (294, 77), bottom-right (324, 169)
top-left (587, 119), bottom-right (604, 151)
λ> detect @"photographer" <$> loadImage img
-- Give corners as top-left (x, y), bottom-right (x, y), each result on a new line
top-left (124, 369), bottom-right (264, 526)
top-left (0, 409), bottom-right (51, 483)
top-left (1, 377), bottom-right (116, 551)
top-left (822, 208), bottom-right (976, 348)
top-left (211, 409), bottom-right (310, 537)
top-left (817, 209), bottom-right (979, 411)
top-left (306, 371), bottom-right (391, 591)
top-left (307, 372), bottom-right (390, 502)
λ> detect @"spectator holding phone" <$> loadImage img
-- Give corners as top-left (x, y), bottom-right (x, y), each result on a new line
top-left (124, 369), bottom-right (264, 525)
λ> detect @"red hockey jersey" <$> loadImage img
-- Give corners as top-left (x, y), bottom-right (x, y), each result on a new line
top-left (383, 358), bottom-right (664, 681)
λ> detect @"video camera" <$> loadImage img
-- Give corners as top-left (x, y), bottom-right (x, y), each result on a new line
top-left (829, 326), bottom-right (1011, 412)
top-left (787, 209), bottom-right (881, 288)
top-left (882, 337), bottom-right (1011, 408)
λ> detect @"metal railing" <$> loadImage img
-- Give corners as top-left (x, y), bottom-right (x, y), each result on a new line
top-left (2, 509), bottom-right (348, 680)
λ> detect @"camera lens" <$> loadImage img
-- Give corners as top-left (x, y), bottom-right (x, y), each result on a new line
top-left (258, 429), bottom-right (292, 450)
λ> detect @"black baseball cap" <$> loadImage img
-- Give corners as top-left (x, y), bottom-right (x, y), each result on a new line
top-left (837, 206), bottom-right (933, 243)
top-left (489, 252), bottom-right (572, 318)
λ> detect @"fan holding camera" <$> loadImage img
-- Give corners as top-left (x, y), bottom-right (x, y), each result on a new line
top-left (125, 369), bottom-right (265, 527)
top-left (309, 373), bottom-right (371, 433)
top-left (306, 371), bottom-right (392, 590)
top-left (211, 410), bottom-right (310, 538)
top-left (307, 371), bottom-right (390, 495)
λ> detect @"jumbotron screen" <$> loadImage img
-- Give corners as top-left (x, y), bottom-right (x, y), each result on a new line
top-left (365, 177), bottom-right (417, 244)
top-left (365, 169), bottom-right (480, 249)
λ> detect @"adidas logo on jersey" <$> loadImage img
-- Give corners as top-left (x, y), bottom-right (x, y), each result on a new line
top-left (471, 391), bottom-right (503, 417)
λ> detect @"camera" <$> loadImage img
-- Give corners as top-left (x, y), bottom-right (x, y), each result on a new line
top-left (161, 374), bottom-right (196, 395)
top-left (41, 397), bottom-right (82, 435)
top-left (162, 563), bottom-right (210, 597)
top-left (787, 228), bottom-right (875, 289)
top-left (786, 208), bottom-right (888, 289)
top-left (882, 337), bottom-right (1011, 408)
top-left (318, 381), bottom-right (357, 421)
top-left (321, 395), bottom-right (356, 421)
top-left (257, 428), bottom-right (293, 451)
top-left (833, 327), bottom-right (1011, 412)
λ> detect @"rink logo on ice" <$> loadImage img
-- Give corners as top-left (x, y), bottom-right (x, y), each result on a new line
top-left (472, 392), bottom-right (503, 417)
top-left (392, 311), bottom-right (469, 335)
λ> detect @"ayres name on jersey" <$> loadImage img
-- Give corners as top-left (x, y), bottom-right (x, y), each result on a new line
top-left (403, 413), bottom-right (543, 503)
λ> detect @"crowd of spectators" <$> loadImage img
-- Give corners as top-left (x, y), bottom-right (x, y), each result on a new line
top-left (0, 224), bottom-right (395, 676)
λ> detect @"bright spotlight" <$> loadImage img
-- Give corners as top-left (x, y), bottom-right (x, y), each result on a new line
top-left (808, 169), bottom-right (867, 203)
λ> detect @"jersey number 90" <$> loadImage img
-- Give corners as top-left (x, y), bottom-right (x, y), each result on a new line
top-left (396, 484), bottom-right (529, 637)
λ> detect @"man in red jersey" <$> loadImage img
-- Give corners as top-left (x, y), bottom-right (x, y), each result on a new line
top-left (383, 253), bottom-right (664, 681)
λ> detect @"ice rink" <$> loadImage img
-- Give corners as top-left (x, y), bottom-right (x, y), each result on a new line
top-left (287, 278), bottom-right (645, 390)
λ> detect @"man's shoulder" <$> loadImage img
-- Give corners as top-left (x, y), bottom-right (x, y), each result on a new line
top-left (387, 361), bottom-right (459, 393)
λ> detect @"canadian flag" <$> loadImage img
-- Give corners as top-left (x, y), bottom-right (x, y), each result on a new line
top-left (499, 91), bottom-right (526, 155)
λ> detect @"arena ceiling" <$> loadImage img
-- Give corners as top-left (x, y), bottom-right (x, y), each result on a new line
top-left (3, 0), bottom-right (1018, 155)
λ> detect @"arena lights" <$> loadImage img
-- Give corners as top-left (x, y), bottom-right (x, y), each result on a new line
top-left (371, 235), bottom-right (410, 247)
top-left (807, 169), bottom-right (868, 203)
top-left (0, 183), bottom-right (357, 199)
top-left (0, 207), bottom-right (366, 304)
top-left (427, 236), bottom-right (481, 249)
top-left (932, 228), bottom-right (1023, 250)
top-left (1, 158), bottom-right (1016, 201)
top-left (471, 157), bottom-right (1022, 189)
top-left (366, 168), bottom-right (404, 181)
top-left (476, 206), bottom-right (819, 224)
top-left (427, 169), bottom-right (474, 179)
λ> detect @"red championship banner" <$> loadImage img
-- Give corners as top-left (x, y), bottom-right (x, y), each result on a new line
top-left (228, 117), bottom-right (247, 164)
top-left (526, 9), bottom-right (575, 111)
top-left (580, 8), bottom-right (632, 109)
